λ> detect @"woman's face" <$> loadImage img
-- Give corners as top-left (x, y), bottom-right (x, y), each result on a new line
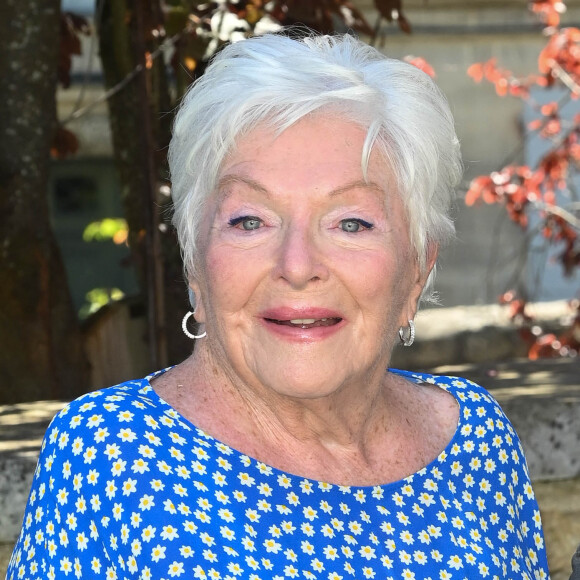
top-left (191, 115), bottom-right (435, 400)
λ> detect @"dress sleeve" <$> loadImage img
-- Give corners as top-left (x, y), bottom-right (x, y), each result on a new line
top-left (6, 404), bottom-right (117, 580)
top-left (510, 430), bottom-right (551, 577)
top-left (431, 372), bottom-right (551, 579)
top-left (570, 544), bottom-right (580, 580)
top-left (479, 384), bottom-right (551, 578)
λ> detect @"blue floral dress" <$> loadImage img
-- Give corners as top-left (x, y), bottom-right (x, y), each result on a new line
top-left (7, 369), bottom-right (550, 580)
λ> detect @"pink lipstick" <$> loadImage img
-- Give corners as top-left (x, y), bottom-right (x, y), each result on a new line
top-left (259, 307), bottom-right (345, 340)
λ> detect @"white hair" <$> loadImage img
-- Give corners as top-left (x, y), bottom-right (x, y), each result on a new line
top-left (169, 32), bottom-right (462, 302)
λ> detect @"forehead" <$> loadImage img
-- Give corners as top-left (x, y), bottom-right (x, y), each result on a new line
top-left (199, 121), bottom-right (407, 239)
top-left (216, 115), bottom-right (391, 195)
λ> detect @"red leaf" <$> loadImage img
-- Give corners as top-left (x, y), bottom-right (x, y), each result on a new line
top-left (567, 27), bottom-right (580, 42)
top-left (50, 126), bottom-right (79, 159)
top-left (540, 101), bottom-right (559, 115)
top-left (495, 78), bottom-right (508, 97)
top-left (465, 189), bottom-right (481, 206)
top-left (544, 190), bottom-right (556, 204)
top-left (404, 56), bottom-right (435, 78)
top-left (529, 334), bottom-right (560, 360)
top-left (542, 118), bottom-right (561, 136)
top-left (482, 188), bottom-right (498, 204)
top-left (482, 58), bottom-right (499, 82)
top-left (499, 290), bottom-right (517, 305)
top-left (538, 44), bottom-right (557, 74)
top-left (467, 62), bottom-right (484, 83)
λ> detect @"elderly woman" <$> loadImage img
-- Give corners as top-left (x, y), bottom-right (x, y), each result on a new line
top-left (8, 33), bottom-right (549, 579)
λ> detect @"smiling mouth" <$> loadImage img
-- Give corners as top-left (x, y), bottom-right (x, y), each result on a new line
top-left (265, 317), bottom-right (342, 329)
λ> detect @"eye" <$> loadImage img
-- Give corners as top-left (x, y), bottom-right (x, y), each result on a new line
top-left (228, 216), bottom-right (263, 230)
top-left (339, 218), bottom-right (373, 233)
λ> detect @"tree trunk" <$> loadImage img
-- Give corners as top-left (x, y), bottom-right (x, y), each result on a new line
top-left (96, 0), bottom-right (151, 291)
top-left (97, 0), bottom-right (192, 369)
top-left (0, 0), bottom-right (89, 403)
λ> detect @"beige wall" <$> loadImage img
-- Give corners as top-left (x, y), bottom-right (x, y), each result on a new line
top-left (60, 1), bottom-right (580, 307)
top-left (353, 1), bottom-right (580, 306)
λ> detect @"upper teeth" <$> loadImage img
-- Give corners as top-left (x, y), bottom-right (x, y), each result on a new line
top-left (290, 318), bottom-right (322, 324)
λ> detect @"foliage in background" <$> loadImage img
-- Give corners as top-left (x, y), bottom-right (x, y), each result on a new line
top-left (61, 0), bottom-right (580, 365)
top-left (465, 0), bottom-right (580, 358)
top-left (83, 218), bottom-right (129, 244)
top-left (79, 287), bottom-right (126, 319)
top-left (44, 0), bottom-right (580, 393)
top-left (79, 219), bottom-right (129, 318)
top-left (52, 12), bottom-right (91, 160)
top-left (54, 0), bottom-right (416, 370)
top-left (163, 0), bottom-right (410, 88)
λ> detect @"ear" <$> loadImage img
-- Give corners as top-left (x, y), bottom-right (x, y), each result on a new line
top-left (188, 279), bottom-right (206, 324)
top-left (422, 242), bottom-right (439, 285)
top-left (399, 242), bottom-right (439, 326)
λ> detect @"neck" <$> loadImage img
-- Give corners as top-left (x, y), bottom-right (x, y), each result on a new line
top-left (182, 342), bottom-right (400, 462)
top-left (153, 345), bottom-right (455, 486)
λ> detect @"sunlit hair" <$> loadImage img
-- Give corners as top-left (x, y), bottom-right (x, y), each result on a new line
top-left (169, 32), bottom-right (462, 302)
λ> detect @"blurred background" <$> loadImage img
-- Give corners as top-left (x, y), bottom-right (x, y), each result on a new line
top-left (1, 0), bottom-right (579, 401)
top-left (1, 2), bottom-right (580, 577)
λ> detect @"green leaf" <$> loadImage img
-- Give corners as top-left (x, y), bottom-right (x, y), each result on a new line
top-left (82, 218), bottom-right (128, 242)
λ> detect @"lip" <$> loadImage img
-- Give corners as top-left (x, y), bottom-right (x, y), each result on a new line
top-left (258, 307), bottom-right (346, 342)
top-left (260, 307), bottom-right (344, 321)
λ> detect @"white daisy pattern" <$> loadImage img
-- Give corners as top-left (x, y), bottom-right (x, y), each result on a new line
top-left (7, 369), bottom-right (550, 579)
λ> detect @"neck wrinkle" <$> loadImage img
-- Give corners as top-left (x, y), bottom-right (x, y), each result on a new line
top-left (189, 341), bottom-right (395, 460)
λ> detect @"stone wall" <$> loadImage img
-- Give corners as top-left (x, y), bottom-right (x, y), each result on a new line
top-left (1, 302), bottom-right (579, 577)
top-left (432, 357), bottom-right (580, 580)
top-left (391, 300), bottom-right (574, 369)
top-left (535, 479), bottom-right (580, 580)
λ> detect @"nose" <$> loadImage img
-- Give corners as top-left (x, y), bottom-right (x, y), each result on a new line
top-left (274, 223), bottom-right (329, 288)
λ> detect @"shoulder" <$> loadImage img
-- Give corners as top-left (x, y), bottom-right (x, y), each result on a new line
top-left (391, 368), bottom-right (524, 452)
top-left (46, 374), bottom-right (163, 438)
top-left (37, 372), bottom-right (182, 484)
top-left (392, 368), bottom-right (504, 412)
top-left (406, 371), bottom-right (536, 477)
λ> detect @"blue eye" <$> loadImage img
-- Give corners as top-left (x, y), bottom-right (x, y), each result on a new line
top-left (339, 219), bottom-right (373, 233)
top-left (228, 216), bottom-right (263, 230)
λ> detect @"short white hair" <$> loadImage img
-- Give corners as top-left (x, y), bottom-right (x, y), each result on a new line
top-left (169, 32), bottom-right (462, 302)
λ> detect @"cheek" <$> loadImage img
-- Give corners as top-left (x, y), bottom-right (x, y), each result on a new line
top-left (353, 248), bottom-right (416, 320)
top-left (203, 244), bottom-right (265, 317)
top-left (352, 247), bottom-right (408, 292)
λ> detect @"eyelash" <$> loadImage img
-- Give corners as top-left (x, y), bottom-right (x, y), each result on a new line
top-left (227, 216), bottom-right (374, 233)
top-left (228, 216), bottom-right (263, 230)
top-left (339, 218), bottom-right (374, 233)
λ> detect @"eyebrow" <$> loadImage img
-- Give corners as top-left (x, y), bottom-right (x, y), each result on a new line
top-left (327, 179), bottom-right (385, 198)
top-left (217, 174), bottom-right (385, 200)
top-left (216, 175), bottom-right (271, 199)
